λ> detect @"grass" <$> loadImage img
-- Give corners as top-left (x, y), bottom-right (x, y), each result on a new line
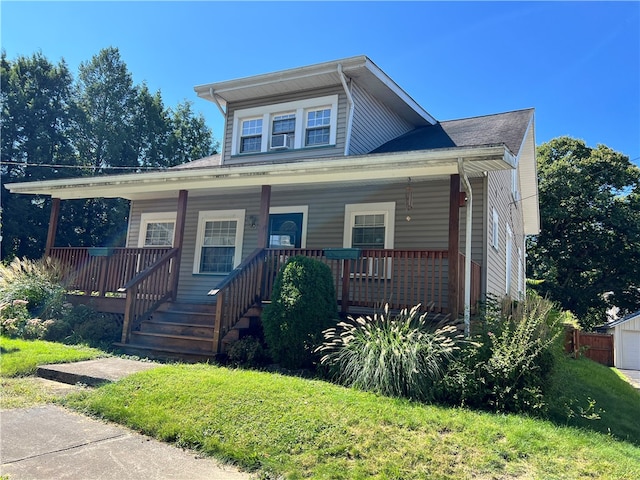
top-left (64, 359), bottom-right (640, 480)
top-left (3, 337), bottom-right (639, 478)
top-left (0, 336), bottom-right (106, 409)
top-left (0, 336), bottom-right (106, 377)
top-left (546, 355), bottom-right (640, 441)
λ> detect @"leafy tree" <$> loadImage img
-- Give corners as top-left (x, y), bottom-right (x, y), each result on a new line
top-left (167, 101), bottom-right (217, 165)
top-left (527, 136), bottom-right (640, 329)
top-left (1, 51), bottom-right (78, 259)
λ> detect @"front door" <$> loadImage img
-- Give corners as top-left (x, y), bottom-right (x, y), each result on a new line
top-left (268, 212), bottom-right (303, 248)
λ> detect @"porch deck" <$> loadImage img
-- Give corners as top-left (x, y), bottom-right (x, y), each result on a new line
top-left (50, 246), bottom-right (481, 360)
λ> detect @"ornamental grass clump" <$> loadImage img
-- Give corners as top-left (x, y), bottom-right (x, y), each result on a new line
top-left (316, 304), bottom-right (463, 401)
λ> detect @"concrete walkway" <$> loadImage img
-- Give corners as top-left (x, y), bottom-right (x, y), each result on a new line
top-left (618, 369), bottom-right (640, 390)
top-left (1, 358), bottom-right (253, 480)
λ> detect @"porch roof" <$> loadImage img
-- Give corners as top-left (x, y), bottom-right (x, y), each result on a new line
top-left (5, 144), bottom-right (515, 201)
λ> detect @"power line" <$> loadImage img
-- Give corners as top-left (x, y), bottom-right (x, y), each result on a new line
top-left (0, 161), bottom-right (165, 171)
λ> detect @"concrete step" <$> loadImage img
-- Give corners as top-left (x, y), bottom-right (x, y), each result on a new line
top-left (36, 358), bottom-right (159, 386)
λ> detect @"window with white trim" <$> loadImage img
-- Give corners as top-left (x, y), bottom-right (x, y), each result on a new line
top-left (305, 108), bottom-right (331, 146)
top-left (138, 212), bottom-right (176, 247)
top-left (492, 208), bottom-right (499, 250)
top-left (271, 113), bottom-right (295, 149)
top-left (232, 95), bottom-right (338, 155)
top-left (505, 224), bottom-right (513, 295)
top-left (193, 210), bottom-right (245, 274)
top-left (240, 118), bottom-right (263, 153)
top-left (517, 246), bottom-right (524, 298)
top-left (344, 202), bottom-right (395, 278)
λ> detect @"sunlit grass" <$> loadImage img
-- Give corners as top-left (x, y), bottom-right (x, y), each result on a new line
top-left (0, 336), bottom-right (106, 377)
top-left (65, 363), bottom-right (640, 479)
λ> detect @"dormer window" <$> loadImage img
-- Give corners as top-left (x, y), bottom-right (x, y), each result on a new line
top-left (231, 95), bottom-right (338, 155)
top-left (240, 118), bottom-right (262, 153)
top-left (271, 113), bottom-right (295, 149)
top-left (305, 108), bottom-right (331, 146)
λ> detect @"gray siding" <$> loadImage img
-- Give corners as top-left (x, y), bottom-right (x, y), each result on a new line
top-left (222, 86), bottom-right (347, 165)
top-left (349, 81), bottom-right (414, 155)
top-left (128, 177), bottom-right (487, 304)
top-left (485, 169), bottom-right (526, 300)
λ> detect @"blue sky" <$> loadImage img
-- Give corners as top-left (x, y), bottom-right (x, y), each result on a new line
top-left (2, 1), bottom-right (639, 165)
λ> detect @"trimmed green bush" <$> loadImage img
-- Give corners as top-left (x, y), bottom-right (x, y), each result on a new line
top-left (227, 336), bottom-right (269, 368)
top-left (262, 256), bottom-right (337, 369)
top-left (317, 304), bottom-right (463, 401)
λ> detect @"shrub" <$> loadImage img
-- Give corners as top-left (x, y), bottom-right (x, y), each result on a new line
top-left (227, 336), bottom-right (270, 368)
top-left (317, 304), bottom-right (463, 401)
top-left (262, 256), bottom-right (337, 369)
top-left (0, 300), bottom-right (53, 340)
top-left (0, 257), bottom-right (68, 320)
top-left (436, 292), bottom-right (564, 414)
top-left (58, 304), bottom-right (123, 348)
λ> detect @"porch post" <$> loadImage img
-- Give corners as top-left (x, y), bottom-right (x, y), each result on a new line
top-left (170, 190), bottom-right (188, 301)
top-left (448, 175), bottom-right (461, 318)
top-left (45, 198), bottom-right (61, 257)
top-left (257, 185), bottom-right (272, 249)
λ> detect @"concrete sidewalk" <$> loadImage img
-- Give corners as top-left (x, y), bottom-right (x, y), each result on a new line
top-left (1, 357), bottom-right (253, 479)
top-left (1, 405), bottom-right (251, 480)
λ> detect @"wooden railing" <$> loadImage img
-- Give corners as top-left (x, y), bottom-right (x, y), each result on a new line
top-left (48, 247), bottom-right (173, 296)
top-left (119, 248), bottom-right (180, 343)
top-left (263, 249), bottom-right (481, 314)
top-left (209, 248), bottom-right (267, 352)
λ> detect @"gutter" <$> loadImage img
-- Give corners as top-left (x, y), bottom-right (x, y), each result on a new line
top-left (337, 64), bottom-right (355, 156)
top-left (458, 158), bottom-right (472, 337)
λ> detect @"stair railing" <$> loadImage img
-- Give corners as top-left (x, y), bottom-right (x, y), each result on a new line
top-left (208, 248), bottom-right (267, 352)
top-left (119, 248), bottom-right (180, 343)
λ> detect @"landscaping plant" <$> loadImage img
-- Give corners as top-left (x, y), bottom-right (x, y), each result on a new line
top-left (436, 292), bottom-right (564, 414)
top-left (262, 256), bottom-right (337, 369)
top-left (317, 304), bottom-right (463, 401)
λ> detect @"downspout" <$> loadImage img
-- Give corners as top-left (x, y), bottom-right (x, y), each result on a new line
top-left (337, 64), bottom-right (355, 156)
top-left (209, 88), bottom-right (226, 159)
top-left (458, 158), bottom-right (472, 337)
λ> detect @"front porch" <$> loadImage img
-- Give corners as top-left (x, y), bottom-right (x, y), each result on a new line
top-left (49, 245), bottom-right (481, 360)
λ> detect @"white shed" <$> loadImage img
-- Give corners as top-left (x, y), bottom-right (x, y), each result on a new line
top-left (606, 311), bottom-right (640, 370)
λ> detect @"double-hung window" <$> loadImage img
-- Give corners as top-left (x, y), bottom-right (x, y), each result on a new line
top-left (305, 108), bottom-right (331, 146)
top-left (344, 202), bottom-right (395, 278)
top-left (232, 95), bottom-right (338, 155)
top-left (240, 118), bottom-right (263, 153)
top-left (193, 210), bottom-right (245, 274)
top-left (138, 212), bottom-right (176, 247)
top-left (271, 113), bottom-right (295, 149)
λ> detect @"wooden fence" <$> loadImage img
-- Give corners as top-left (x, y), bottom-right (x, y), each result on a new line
top-left (566, 328), bottom-right (614, 367)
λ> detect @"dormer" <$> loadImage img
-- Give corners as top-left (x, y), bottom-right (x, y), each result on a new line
top-left (194, 56), bottom-right (436, 165)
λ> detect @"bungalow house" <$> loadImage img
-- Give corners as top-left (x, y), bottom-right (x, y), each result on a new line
top-left (5, 56), bottom-right (539, 360)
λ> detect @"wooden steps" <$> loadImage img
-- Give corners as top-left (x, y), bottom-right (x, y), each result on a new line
top-left (116, 301), bottom-right (262, 362)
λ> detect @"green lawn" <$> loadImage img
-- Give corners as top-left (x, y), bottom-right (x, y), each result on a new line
top-left (64, 359), bottom-right (640, 480)
top-left (3, 337), bottom-right (639, 479)
top-left (1, 336), bottom-right (106, 409)
top-left (0, 336), bottom-right (106, 377)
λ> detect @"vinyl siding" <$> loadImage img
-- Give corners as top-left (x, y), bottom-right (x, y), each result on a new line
top-left (222, 86), bottom-right (347, 164)
top-left (349, 81), bottom-right (414, 155)
top-left (485, 168), bottom-right (526, 300)
top-left (127, 177), bottom-right (487, 304)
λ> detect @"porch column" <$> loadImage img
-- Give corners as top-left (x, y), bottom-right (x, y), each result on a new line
top-left (448, 175), bottom-right (461, 318)
top-left (45, 197), bottom-right (61, 257)
top-left (170, 190), bottom-right (188, 301)
top-left (257, 185), bottom-right (272, 248)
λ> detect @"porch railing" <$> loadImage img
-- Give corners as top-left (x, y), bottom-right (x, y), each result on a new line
top-left (208, 248), bottom-right (267, 352)
top-left (119, 248), bottom-right (180, 343)
top-left (48, 247), bottom-right (173, 296)
top-left (263, 249), bottom-right (481, 314)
